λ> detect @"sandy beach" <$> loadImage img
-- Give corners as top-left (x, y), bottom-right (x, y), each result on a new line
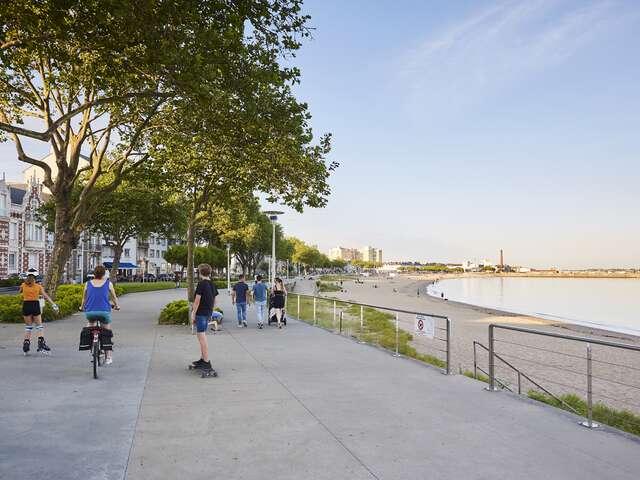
top-left (293, 275), bottom-right (640, 418)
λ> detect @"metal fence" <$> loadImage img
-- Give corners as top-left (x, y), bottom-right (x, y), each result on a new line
top-left (288, 292), bottom-right (452, 375)
top-left (484, 324), bottom-right (640, 430)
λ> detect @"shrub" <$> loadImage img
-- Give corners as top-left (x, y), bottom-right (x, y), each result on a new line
top-left (159, 300), bottom-right (190, 325)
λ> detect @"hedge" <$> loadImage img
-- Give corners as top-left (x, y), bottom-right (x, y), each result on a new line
top-left (158, 300), bottom-right (224, 325)
top-left (0, 281), bottom-right (176, 323)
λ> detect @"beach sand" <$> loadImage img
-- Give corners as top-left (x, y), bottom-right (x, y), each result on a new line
top-left (293, 275), bottom-right (640, 417)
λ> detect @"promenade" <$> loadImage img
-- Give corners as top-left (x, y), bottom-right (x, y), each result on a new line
top-left (1, 288), bottom-right (639, 480)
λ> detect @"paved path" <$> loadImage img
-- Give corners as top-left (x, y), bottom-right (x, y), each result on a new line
top-left (1, 288), bottom-right (639, 480)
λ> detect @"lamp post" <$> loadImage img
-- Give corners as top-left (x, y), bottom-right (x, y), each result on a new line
top-left (263, 210), bottom-right (284, 286)
top-left (226, 243), bottom-right (231, 293)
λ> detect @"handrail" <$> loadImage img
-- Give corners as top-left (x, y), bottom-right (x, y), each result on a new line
top-left (474, 341), bottom-right (578, 414)
top-left (488, 323), bottom-right (640, 428)
top-left (290, 291), bottom-right (451, 374)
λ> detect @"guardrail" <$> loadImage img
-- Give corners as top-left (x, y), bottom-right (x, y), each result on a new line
top-left (289, 292), bottom-right (452, 375)
top-left (487, 324), bottom-right (640, 429)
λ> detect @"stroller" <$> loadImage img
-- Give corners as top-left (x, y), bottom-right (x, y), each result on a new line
top-left (267, 292), bottom-right (287, 326)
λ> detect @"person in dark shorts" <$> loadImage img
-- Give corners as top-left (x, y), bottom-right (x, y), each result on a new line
top-left (191, 264), bottom-right (218, 369)
top-left (20, 270), bottom-right (57, 354)
top-left (232, 274), bottom-right (249, 327)
top-left (271, 277), bottom-right (287, 329)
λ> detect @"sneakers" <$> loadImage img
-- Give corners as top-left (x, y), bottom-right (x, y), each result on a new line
top-left (37, 337), bottom-right (51, 353)
top-left (22, 339), bottom-right (30, 355)
top-left (237, 323), bottom-right (243, 328)
top-left (258, 323), bottom-right (263, 329)
top-left (242, 321), bottom-right (248, 328)
top-left (105, 357), bottom-right (113, 365)
top-left (196, 360), bottom-right (212, 370)
top-left (192, 358), bottom-right (205, 367)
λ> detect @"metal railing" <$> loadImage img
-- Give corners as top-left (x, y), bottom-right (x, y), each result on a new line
top-left (487, 324), bottom-right (640, 429)
top-left (289, 292), bottom-right (452, 375)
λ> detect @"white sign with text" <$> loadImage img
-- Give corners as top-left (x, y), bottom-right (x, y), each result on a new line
top-left (415, 314), bottom-right (435, 339)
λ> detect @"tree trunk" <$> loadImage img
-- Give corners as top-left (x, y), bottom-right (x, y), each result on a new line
top-left (110, 242), bottom-right (125, 283)
top-left (44, 200), bottom-right (78, 299)
top-left (186, 210), bottom-right (196, 302)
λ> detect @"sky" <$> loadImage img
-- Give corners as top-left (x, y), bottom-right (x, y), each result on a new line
top-left (2, 0), bottom-right (640, 269)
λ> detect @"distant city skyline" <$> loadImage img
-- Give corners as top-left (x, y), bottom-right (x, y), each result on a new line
top-left (3, 0), bottom-right (640, 270)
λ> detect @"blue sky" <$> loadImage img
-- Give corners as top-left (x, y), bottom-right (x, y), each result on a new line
top-left (2, 0), bottom-right (639, 268)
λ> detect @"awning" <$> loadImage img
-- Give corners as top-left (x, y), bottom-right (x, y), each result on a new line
top-left (103, 262), bottom-right (139, 269)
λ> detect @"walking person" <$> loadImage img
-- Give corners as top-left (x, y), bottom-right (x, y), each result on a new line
top-left (271, 277), bottom-right (287, 329)
top-left (252, 275), bottom-right (268, 329)
top-left (81, 265), bottom-right (120, 364)
top-left (190, 263), bottom-right (218, 370)
top-left (20, 270), bottom-right (57, 355)
top-left (174, 271), bottom-right (181, 288)
top-left (231, 274), bottom-right (249, 327)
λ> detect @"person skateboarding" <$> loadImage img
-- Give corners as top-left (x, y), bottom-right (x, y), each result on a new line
top-left (190, 263), bottom-right (218, 371)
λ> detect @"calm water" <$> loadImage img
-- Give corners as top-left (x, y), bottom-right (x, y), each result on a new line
top-left (427, 277), bottom-right (640, 336)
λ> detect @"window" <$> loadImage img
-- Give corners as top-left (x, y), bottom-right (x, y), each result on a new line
top-left (26, 223), bottom-right (34, 240)
top-left (35, 225), bottom-right (43, 241)
top-left (28, 253), bottom-right (38, 269)
top-left (9, 222), bottom-right (17, 240)
top-left (8, 253), bottom-right (16, 270)
top-left (150, 250), bottom-right (155, 258)
top-left (124, 248), bottom-right (130, 258)
top-left (0, 194), bottom-right (6, 215)
top-left (156, 249), bottom-right (160, 258)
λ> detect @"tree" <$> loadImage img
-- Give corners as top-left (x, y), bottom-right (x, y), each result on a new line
top-left (0, 0), bottom-right (318, 296)
top-left (87, 169), bottom-right (185, 280)
top-left (164, 245), bottom-right (188, 275)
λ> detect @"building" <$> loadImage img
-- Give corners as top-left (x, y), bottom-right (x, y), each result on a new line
top-left (329, 247), bottom-right (361, 262)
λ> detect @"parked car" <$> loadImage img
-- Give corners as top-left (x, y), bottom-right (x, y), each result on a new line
top-left (143, 273), bottom-right (157, 282)
top-left (157, 273), bottom-right (172, 282)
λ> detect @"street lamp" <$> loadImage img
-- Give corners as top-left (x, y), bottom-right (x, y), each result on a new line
top-left (263, 210), bottom-right (284, 286)
top-left (226, 243), bottom-right (231, 293)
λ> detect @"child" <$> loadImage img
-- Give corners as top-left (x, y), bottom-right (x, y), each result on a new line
top-left (20, 270), bottom-right (58, 355)
top-left (210, 310), bottom-right (223, 332)
top-left (190, 263), bottom-right (218, 369)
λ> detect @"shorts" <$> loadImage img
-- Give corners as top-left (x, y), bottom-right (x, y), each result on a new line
top-left (195, 315), bottom-right (209, 333)
top-left (22, 301), bottom-right (41, 316)
top-left (85, 311), bottom-right (112, 324)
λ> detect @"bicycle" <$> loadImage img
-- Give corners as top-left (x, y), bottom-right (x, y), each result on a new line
top-left (81, 305), bottom-right (119, 379)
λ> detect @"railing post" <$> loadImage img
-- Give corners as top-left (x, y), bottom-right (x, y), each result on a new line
top-left (333, 300), bottom-right (336, 330)
top-left (486, 324), bottom-right (498, 391)
top-left (445, 317), bottom-right (451, 375)
top-left (297, 295), bottom-right (300, 321)
top-left (517, 372), bottom-right (521, 395)
top-left (581, 344), bottom-right (599, 428)
top-left (313, 297), bottom-right (317, 325)
top-left (339, 311), bottom-right (343, 334)
top-left (473, 341), bottom-right (478, 379)
top-left (358, 305), bottom-right (365, 344)
top-left (393, 312), bottom-right (400, 357)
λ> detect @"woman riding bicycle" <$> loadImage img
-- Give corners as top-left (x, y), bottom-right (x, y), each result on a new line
top-left (81, 265), bottom-right (120, 365)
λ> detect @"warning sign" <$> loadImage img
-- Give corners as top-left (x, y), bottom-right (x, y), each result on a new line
top-left (415, 314), bottom-right (435, 339)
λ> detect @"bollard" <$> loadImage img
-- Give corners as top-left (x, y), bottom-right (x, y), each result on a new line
top-left (581, 344), bottom-right (599, 428)
top-left (358, 305), bottom-right (365, 344)
top-left (393, 312), bottom-right (400, 357)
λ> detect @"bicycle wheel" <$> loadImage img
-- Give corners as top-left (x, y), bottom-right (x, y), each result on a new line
top-left (92, 342), bottom-right (99, 379)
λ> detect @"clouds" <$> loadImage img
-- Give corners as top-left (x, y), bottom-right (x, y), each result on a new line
top-left (400, 0), bottom-right (626, 112)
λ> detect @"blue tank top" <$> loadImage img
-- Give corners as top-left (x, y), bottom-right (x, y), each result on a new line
top-left (85, 279), bottom-right (111, 312)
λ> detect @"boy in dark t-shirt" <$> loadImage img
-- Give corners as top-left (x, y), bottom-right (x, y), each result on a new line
top-left (232, 274), bottom-right (250, 327)
top-left (190, 264), bottom-right (218, 369)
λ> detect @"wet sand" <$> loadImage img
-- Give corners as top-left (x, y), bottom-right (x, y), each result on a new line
top-left (294, 276), bottom-right (640, 417)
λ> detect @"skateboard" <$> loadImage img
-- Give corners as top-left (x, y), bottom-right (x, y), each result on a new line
top-left (188, 364), bottom-right (218, 378)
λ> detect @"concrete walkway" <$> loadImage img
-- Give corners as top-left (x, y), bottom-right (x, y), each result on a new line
top-left (1, 288), bottom-right (639, 480)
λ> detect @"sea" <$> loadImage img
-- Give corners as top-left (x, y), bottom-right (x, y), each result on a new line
top-left (427, 277), bottom-right (640, 337)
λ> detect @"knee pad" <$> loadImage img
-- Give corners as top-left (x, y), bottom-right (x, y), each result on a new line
top-left (25, 325), bottom-right (33, 332)
top-left (35, 325), bottom-right (44, 332)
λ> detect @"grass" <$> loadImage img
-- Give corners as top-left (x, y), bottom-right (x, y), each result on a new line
top-left (320, 274), bottom-right (357, 282)
top-left (317, 281), bottom-right (342, 293)
top-left (289, 294), bottom-right (447, 370)
top-left (461, 369), bottom-right (490, 384)
top-left (118, 282), bottom-right (179, 294)
top-left (527, 391), bottom-right (640, 436)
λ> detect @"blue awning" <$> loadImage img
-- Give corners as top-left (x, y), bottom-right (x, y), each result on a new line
top-left (103, 262), bottom-right (138, 269)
